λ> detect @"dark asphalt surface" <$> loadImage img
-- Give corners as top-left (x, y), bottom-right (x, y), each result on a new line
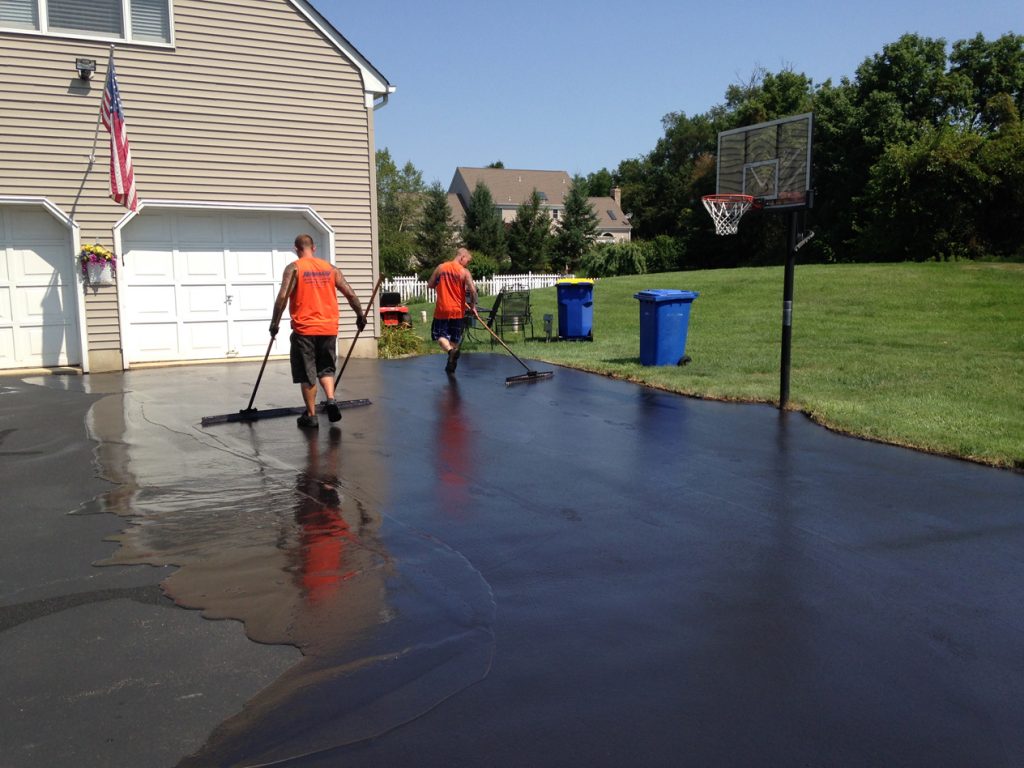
top-left (1, 352), bottom-right (1022, 768)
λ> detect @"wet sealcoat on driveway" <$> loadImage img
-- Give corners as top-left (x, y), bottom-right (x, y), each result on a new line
top-left (1, 352), bottom-right (1023, 767)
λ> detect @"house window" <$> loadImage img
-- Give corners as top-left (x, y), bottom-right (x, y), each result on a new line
top-left (0, 0), bottom-right (171, 44)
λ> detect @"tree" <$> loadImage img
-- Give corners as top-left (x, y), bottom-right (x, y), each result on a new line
top-left (462, 181), bottom-right (506, 264)
top-left (583, 168), bottom-right (615, 197)
top-left (375, 149), bottom-right (424, 276)
top-left (487, 160), bottom-right (505, 168)
top-left (855, 125), bottom-right (991, 260)
top-left (552, 176), bottom-right (599, 272)
top-left (506, 190), bottom-right (552, 272)
top-left (415, 182), bottom-right (457, 274)
top-left (949, 33), bottom-right (1024, 131)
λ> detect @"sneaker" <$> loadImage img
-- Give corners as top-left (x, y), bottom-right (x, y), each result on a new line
top-left (297, 412), bottom-right (319, 429)
top-left (445, 348), bottom-right (459, 374)
top-left (325, 398), bottom-right (342, 423)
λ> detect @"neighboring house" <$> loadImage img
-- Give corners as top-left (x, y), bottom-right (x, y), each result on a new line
top-left (0, 0), bottom-right (393, 372)
top-left (447, 167), bottom-right (631, 243)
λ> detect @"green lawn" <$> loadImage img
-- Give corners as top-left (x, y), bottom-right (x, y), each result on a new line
top-left (401, 262), bottom-right (1024, 469)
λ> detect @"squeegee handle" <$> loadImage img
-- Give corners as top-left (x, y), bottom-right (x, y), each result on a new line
top-left (470, 305), bottom-right (532, 371)
top-left (335, 274), bottom-right (385, 385)
top-left (245, 336), bottom-right (276, 412)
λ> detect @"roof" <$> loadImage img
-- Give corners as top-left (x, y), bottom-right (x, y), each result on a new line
top-left (451, 168), bottom-right (573, 207)
top-left (447, 193), bottom-right (466, 227)
top-left (291, 0), bottom-right (394, 105)
top-left (589, 197), bottom-right (631, 231)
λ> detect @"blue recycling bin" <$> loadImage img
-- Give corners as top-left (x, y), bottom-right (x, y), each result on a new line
top-left (556, 279), bottom-right (594, 340)
top-left (634, 289), bottom-right (699, 366)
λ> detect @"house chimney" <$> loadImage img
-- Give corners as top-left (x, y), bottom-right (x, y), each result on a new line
top-left (612, 186), bottom-right (621, 207)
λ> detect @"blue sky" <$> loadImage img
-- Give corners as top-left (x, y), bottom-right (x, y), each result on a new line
top-left (313, 0), bottom-right (1020, 187)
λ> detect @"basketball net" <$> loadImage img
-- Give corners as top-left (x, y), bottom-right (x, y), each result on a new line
top-left (702, 194), bottom-right (754, 236)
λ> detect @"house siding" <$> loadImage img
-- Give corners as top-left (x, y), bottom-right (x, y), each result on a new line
top-left (0, 0), bottom-right (379, 366)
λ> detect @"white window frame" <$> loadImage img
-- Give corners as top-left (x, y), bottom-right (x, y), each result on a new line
top-left (1, 0), bottom-right (175, 47)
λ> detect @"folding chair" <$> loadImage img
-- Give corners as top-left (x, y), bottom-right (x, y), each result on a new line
top-left (464, 290), bottom-right (503, 343)
top-left (496, 289), bottom-right (534, 342)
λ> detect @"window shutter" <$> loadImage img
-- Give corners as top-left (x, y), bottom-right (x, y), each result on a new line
top-left (0, 0), bottom-right (39, 29)
top-left (131, 0), bottom-right (169, 43)
top-left (48, 0), bottom-right (123, 37)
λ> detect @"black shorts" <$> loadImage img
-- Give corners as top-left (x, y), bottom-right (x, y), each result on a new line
top-left (290, 333), bottom-right (337, 386)
top-left (431, 317), bottom-right (465, 345)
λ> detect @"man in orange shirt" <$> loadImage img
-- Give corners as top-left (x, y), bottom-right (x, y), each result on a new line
top-left (270, 234), bottom-right (365, 429)
top-left (427, 247), bottom-right (478, 374)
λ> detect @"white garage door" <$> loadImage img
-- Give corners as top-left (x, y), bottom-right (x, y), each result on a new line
top-left (120, 210), bottom-right (324, 364)
top-left (0, 205), bottom-right (81, 369)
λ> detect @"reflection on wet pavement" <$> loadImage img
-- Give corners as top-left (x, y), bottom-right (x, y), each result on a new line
top-left (62, 356), bottom-right (1024, 768)
top-left (90, 378), bottom-right (495, 766)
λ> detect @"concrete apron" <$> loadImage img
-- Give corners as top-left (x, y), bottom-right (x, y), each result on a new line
top-left (2, 352), bottom-right (1023, 768)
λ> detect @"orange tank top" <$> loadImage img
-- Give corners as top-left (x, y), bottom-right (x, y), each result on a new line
top-left (433, 260), bottom-right (467, 320)
top-left (289, 256), bottom-right (339, 336)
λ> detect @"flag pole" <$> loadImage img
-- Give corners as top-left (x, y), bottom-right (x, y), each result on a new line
top-left (87, 46), bottom-right (115, 165)
top-left (72, 46), bottom-right (115, 223)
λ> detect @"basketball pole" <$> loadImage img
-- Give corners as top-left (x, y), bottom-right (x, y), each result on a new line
top-left (779, 211), bottom-right (798, 410)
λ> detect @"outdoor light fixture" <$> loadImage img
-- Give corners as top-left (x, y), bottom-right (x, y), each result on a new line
top-left (76, 58), bottom-right (96, 80)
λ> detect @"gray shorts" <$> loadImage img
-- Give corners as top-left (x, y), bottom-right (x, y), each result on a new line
top-left (290, 333), bottom-right (337, 386)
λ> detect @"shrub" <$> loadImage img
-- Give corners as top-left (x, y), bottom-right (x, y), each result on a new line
top-left (580, 241), bottom-right (649, 277)
top-left (377, 325), bottom-right (423, 358)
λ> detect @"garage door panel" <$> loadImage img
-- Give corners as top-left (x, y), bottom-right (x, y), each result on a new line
top-left (0, 288), bottom-right (11, 323)
top-left (0, 328), bottom-right (15, 366)
top-left (15, 284), bottom-right (67, 320)
top-left (272, 216), bottom-right (319, 246)
top-left (8, 209), bottom-right (67, 241)
top-left (177, 215), bottom-right (224, 244)
top-left (229, 250), bottom-right (276, 280)
top-left (133, 324), bottom-right (180, 360)
top-left (124, 215), bottom-right (172, 243)
top-left (181, 250), bottom-right (226, 281)
top-left (128, 250), bottom-right (176, 282)
top-left (233, 283), bottom-right (276, 318)
top-left (230, 320), bottom-right (270, 357)
top-left (185, 322), bottom-right (229, 356)
top-left (24, 324), bottom-right (69, 358)
top-left (272, 251), bottom-right (292, 277)
top-left (12, 246), bottom-right (71, 282)
top-left (182, 286), bottom-right (228, 320)
top-left (128, 286), bottom-right (177, 322)
top-left (226, 216), bottom-right (272, 243)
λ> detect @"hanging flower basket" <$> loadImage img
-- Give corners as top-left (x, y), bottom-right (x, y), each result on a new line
top-left (80, 243), bottom-right (117, 285)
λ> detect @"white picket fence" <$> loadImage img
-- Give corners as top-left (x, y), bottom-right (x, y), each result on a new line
top-left (382, 272), bottom-right (575, 304)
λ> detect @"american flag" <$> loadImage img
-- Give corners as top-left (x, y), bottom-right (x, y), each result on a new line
top-left (100, 52), bottom-right (138, 211)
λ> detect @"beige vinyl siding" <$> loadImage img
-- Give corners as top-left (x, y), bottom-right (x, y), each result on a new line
top-left (0, 0), bottom-right (380, 362)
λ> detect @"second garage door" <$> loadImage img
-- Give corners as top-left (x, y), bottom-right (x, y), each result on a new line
top-left (120, 210), bottom-right (325, 365)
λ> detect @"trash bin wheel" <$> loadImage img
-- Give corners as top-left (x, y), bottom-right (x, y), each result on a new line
top-left (678, 355), bottom-right (692, 366)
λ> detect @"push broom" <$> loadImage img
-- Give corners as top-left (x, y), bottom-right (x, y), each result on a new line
top-left (470, 306), bottom-right (554, 386)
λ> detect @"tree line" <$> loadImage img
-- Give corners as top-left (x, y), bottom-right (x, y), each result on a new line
top-left (376, 154), bottom-right (614, 277)
top-left (377, 32), bottom-right (1023, 277)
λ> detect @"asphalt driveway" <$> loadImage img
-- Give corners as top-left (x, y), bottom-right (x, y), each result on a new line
top-left (1, 352), bottom-right (1022, 767)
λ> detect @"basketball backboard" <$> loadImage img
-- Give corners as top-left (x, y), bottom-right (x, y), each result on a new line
top-left (716, 113), bottom-right (813, 210)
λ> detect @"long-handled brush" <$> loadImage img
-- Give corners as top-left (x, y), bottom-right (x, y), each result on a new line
top-left (471, 306), bottom-right (554, 386)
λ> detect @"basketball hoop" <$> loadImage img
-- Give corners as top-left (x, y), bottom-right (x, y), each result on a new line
top-left (702, 194), bottom-right (754, 236)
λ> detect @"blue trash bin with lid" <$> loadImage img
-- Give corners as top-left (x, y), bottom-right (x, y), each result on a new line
top-left (556, 279), bottom-right (594, 340)
top-left (634, 289), bottom-right (699, 365)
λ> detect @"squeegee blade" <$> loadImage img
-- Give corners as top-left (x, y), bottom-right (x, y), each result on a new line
top-left (504, 370), bottom-right (554, 386)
